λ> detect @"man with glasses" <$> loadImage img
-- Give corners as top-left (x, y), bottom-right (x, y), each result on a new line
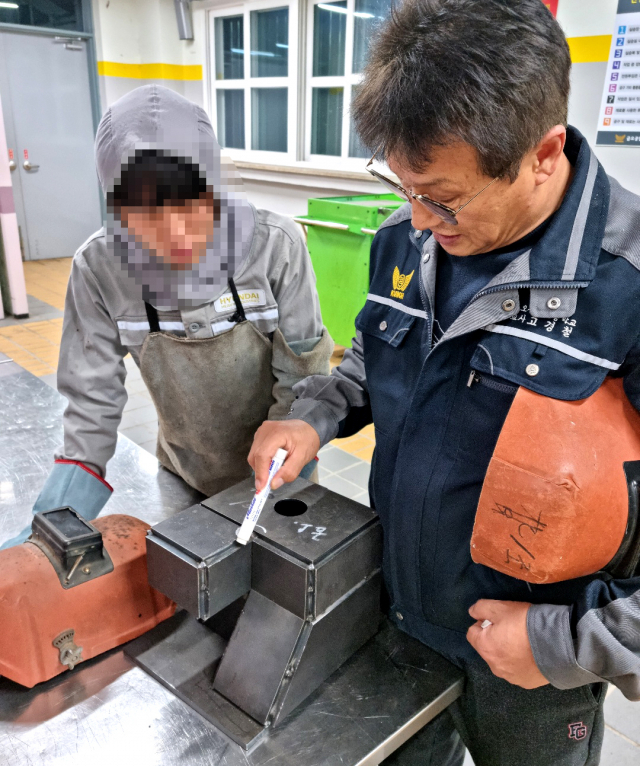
top-left (250, 1), bottom-right (640, 763)
top-left (366, 148), bottom-right (499, 228)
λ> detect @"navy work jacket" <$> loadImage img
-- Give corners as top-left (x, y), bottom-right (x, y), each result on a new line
top-left (348, 127), bottom-right (640, 662)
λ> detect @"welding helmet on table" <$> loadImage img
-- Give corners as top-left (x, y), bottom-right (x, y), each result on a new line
top-left (471, 377), bottom-right (640, 584)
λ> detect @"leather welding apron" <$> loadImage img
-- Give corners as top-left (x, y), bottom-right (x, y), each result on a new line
top-left (139, 279), bottom-right (276, 497)
top-left (471, 377), bottom-right (640, 584)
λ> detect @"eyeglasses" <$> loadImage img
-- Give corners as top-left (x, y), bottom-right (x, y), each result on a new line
top-left (366, 146), bottom-right (498, 227)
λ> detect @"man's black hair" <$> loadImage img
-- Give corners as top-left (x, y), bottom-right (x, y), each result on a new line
top-left (353, 0), bottom-right (571, 180)
top-left (107, 149), bottom-right (210, 210)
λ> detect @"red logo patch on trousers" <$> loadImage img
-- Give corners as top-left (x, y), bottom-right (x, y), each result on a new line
top-left (568, 722), bottom-right (588, 741)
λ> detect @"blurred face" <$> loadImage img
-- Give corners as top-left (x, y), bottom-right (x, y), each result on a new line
top-left (120, 193), bottom-right (216, 270)
top-left (387, 128), bottom-right (569, 256)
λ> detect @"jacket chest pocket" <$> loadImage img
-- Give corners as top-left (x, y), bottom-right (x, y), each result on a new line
top-left (470, 330), bottom-right (613, 401)
top-left (356, 300), bottom-right (423, 438)
top-left (355, 300), bottom-right (418, 348)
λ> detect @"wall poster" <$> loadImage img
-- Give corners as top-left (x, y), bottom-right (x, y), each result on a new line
top-left (597, 0), bottom-right (640, 146)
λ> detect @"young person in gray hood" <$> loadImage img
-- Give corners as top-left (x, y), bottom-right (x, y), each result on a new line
top-left (0, 85), bottom-right (332, 549)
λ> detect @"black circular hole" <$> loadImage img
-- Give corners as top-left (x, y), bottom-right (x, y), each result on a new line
top-left (274, 499), bottom-right (308, 517)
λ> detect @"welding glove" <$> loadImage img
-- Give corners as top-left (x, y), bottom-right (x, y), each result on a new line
top-left (299, 458), bottom-right (319, 481)
top-left (0, 460), bottom-right (113, 550)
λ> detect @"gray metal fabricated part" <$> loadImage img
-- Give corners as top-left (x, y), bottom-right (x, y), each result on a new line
top-left (202, 477), bottom-right (378, 562)
top-left (212, 574), bottom-right (382, 729)
top-left (145, 475), bottom-right (383, 734)
top-left (127, 610), bottom-right (227, 686)
top-left (147, 504), bottom-right (251, 620)
top-left (204, 477), bottom-right (382, 620)
top-left (272, 573), bottom-right (382, 726)
top-left (314, 524), bottom-right (383, 617)
top-left (248, 523), bottom-right (383, 619)
top-left (251, 539), bottom-right (309, 617)
top-left (213, 590), bottom-right (305, 725)
top-left (129, 574), bottom-right (382, 743)
top-left (0, 357), bottom-right (464, 764)
top-left (125, 611), bottom-right (270, 747)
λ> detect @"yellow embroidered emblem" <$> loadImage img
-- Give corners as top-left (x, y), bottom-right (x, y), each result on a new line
top-left (615, 134), bottom-right (626, 144)
top-left (391, 266), bottom-right (414, 300)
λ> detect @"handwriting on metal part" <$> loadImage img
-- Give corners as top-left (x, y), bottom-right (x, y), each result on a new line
top-left (492, 502), bottom-right (546, 571)
top-left (229, 490), bottom-right (276, 511)
top-left (230, 493), bottom-right (329, 540)
top-left (293, 522), bottom-right (328, 541)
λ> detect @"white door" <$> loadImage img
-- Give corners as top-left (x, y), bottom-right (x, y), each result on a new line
top-left (0, 31), bottom-right (102, 260)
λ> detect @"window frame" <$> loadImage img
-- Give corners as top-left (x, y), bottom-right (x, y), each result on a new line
top-left (208, 0), bottom-right (299, 164)
top-left (305, 0), bottom-right (366, 168)
top-left (204, 0), bottom-right (387, 173)
top-left (0, 0), bottom-right (85, 33)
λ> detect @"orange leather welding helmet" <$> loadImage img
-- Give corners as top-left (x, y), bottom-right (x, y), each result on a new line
top-left (471, 376), bottom-right (640, 584)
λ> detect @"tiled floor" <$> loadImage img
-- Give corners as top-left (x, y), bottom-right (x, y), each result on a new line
top-left (21, 257), bottom-right (69, 311)
top-left (0, 294), bottom-right (63, 328)
top-left (0, 318), bottom-right (63, 377)
top-left (0, 257), bottom-right (68, 377)
top-left (5, 256), bottom-right (640, 762)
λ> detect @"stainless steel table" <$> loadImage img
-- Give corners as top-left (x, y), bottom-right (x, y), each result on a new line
top-left (0, 355), bottom-right (463, 765)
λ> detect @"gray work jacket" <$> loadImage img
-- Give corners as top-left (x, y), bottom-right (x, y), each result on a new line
top-left (56, 205), bottom-right (325, 478)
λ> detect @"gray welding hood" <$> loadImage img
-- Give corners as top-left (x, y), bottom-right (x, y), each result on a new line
top-left (95, 84), bottom-right (254, 310)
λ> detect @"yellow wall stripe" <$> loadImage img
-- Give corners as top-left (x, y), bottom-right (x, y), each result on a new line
top-left (97, 36), bottom-right (610, 82)
top-left (567, 35), bottom-right (612, 64)
top-left (97, 61), bottom-right (203, 81)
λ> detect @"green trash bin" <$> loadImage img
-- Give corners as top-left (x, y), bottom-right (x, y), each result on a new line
top-left (294, 193), bottom-right (404, 348)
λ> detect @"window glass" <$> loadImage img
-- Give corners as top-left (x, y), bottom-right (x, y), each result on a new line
top-left (250, 7), bottom-right (289, 78)
top-left (311, 87), bottom-right (343, 155)
top-left (251, 88), bottom-right (288, 152)
top-left (312, 1), bottom-right (346, 77)
top-left (0, 0), bottom-right (83, 31)
top-left (348, 85), bottom-right (368, 158)
top-left (217, 90), bottom-right (246, 149)
top-left (215, 15), bottom-right (244, 80)
top-left (352, 0), bottom-right (392, 73)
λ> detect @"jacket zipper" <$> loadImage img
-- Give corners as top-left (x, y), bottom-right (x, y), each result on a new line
top-left (467, 370), bottom-right (518, 393)
top-left (471, 280), bottom-right (589, 304)
top-left (417, 259), bottom-right (434, 352)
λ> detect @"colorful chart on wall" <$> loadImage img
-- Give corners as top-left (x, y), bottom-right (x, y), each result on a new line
top-left (597, 0), bottom-right (640, 146)
top-left (542, 0), bottom-right (558, 17)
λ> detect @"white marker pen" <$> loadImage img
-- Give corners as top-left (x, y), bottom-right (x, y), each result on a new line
top-left (236, 448), bottom-right (288, 545)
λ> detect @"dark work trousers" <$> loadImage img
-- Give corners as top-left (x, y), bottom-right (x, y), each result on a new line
top-left (384, 655), bottom-right (607, 766)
